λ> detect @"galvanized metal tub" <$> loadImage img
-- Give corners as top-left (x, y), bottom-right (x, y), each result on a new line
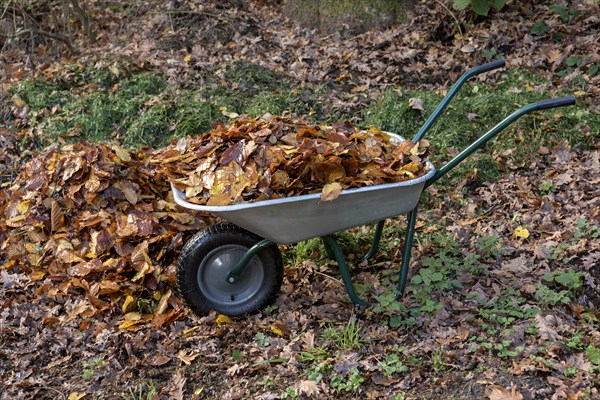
top-left (171, 133), bottom-right (435, 244)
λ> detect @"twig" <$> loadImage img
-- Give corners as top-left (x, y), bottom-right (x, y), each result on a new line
top-left (313, 269), bottom-right (343, 285)
top-left (434, 0), bottom-right (464, 41)
top-left (15, 28), bottom-right (76, 53)
top-left (69, 0), bottom-right (95, 43)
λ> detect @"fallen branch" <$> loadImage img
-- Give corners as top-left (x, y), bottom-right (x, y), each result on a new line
top-left (14, 28), bottom-right (76, 53)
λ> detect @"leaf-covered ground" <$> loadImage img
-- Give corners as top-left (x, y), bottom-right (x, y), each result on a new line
top-left (1, 1), bottom-right (599, 399)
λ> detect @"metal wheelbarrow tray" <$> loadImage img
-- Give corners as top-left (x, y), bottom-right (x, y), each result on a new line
top-left (171, 132), bottom-right (436, 245)
top-left (171, 59), bottom-right (576, 317)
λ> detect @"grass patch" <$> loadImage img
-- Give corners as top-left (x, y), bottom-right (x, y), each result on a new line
top-left (7, 60), bottom-right (598, 172)
top-left (8, 60), bottom-right (323, 149)
top-left (361, 69), bottom-right (599, 185)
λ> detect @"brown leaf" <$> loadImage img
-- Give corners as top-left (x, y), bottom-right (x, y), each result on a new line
top-left (50, 199), bottom-right (64, 232)
top-left (408, 97), bottom-right (425, 112)
top-left (486, 383), bottom-right (523, 400)
top-left (147, 355), bottom-right (171, 367)
top-left (295, 380), bottom-right (320, 397)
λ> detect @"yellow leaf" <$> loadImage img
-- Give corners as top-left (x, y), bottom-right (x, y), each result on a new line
top-left (118, 319), bottom-right (143, 330)
top-left (270, 320), bottom-right (291, 337)
top-left (215, 314), bottom-right (233, 326)
top-left (514, 226), bottom-right (530, 239)
top-left (67, 393), bottom-right (86, 400)
top-left (220, 106), bottom-right (239, 119)
top-left (29, 270), bottom-right (46, 280)
top-left (17, 200), bottom-right (30, 215)
top-left (183, 54), bottom-right (193, 63)
top-left (573, 90), bottom-right (586, 97)
top-left (321, 182), bottom-right (342, 202)
top-left (335, 73), bottom-right (350, 82)
top-left (122, 295), bottom-right (135, 313)
top-left (12, 95), bottom-right (27, 107)
top-left (154, 290), bottom-right (172, 315)
top-left (125, 312), bottom-right (142, 321)
top-left (111, 143), bottom-right (131, 162)
top-left (525, 84), bottom-right (534, 92)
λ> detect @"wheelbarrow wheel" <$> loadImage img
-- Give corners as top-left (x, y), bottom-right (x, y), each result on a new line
top-left (176, 223), bottom-right (283, 317)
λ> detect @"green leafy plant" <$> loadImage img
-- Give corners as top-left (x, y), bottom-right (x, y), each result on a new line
top-left (556, 55), bottom-right (588, 87)
top-left (586, 345), bottom-right (600, 368)
top-left (280, 386), bottom-right (299, 399)
top-left (480, 289), bottom-right (540, 325)
top-left (253, 332), bottom-right (271, 347)
top-left (535, 284), bottom-right (571, 306)
top-left (531, 20), bottom-right (549, 36)
top-left (83, 357), bottom-right (105, 380)
top-left (539, 180), bottom-right (557, 194)
top-left (542, 269), bottom-right (583, 291)
top-left (476, 234), bottom-right (501, 259)
top-left (329, 367), bottom-right (365, 392)
top-left (575, 218), bottom-right (600, 239)
top-left (378, 353), bottom-right (409, 377)
top-left (452, 0), bottom-right (506, 16)
top-left (494, 339), bottom-right (525, 359)
top-left (548, 2), bottom-right (579, 23)
top-left (482, 48), bottom-right (503, 61)
top-left (305, 361), bottom-right (330, 382)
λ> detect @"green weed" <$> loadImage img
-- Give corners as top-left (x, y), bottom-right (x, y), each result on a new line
top-left (253, 332), bottom-right (271, 347)
top-left (82, 357), bottom-right (105, 379)
top-left (479, 288), bottom-right (540, 326)
top-left (321, 315), bottom-right (365, 352)
top-left (280, 386), bottom-right (298, 399)
top-left (124, 381), bottom-right (157, 400)
top-left (299, 346), bottom-right (330, 363)
top-left (575, 218), bottom-right (600, 239)
top-left (378, 352), bottom-right (409, 376)
top-left (330, 367), bottom-right (364, 392)
top-left (452, 0), bottom-right (506, 16)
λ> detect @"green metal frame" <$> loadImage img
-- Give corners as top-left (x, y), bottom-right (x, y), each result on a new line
top-left (321, 236), bottom-right (368, 307)
top-left (226, 239), bottom-right (274, 284)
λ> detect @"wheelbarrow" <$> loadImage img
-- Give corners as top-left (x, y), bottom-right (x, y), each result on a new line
top-left (171, 59), bottom-right (576, 316)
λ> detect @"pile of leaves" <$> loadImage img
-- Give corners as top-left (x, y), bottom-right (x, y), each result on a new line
top-left (156, 116), bottom-right (430, 206)
top-left (0, 141), bottom-right (207, 330)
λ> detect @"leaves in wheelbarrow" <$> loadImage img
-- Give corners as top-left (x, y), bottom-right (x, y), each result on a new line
top-left (155, 116), bottom-right (430, 205)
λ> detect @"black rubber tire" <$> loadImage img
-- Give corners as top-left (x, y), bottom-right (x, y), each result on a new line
top-left (176, 223), bottom-right (283, 316)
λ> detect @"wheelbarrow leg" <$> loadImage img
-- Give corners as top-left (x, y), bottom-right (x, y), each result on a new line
top-left (362, 220), bottom-right (385, 261)
top-left (398, 207), bottom-right (418, 297)
top-left (321, 235), bottom-right (368, 307)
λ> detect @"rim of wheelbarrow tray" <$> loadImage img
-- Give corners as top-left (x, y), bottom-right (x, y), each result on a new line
top-left (171, 160), bottom-right (436, 212)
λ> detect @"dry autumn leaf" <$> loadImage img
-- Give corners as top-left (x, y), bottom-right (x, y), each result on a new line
top-left (486, 383), bottom-right (524, 400)
top-left (514, 226), bottom-right (530, 239)
top-left (321, 182), bottom-right (342, 202)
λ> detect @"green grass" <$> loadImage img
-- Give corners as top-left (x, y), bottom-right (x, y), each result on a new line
top-left (8, 60), bottom-right (323, 149)
top-left (6, 60), bottom-right (598, 179)
top-left (361, 70), bottom-right (599, 184)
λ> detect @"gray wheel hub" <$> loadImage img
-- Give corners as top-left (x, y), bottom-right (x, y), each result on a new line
top-left (197, 244), bottom-right (264, 306)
